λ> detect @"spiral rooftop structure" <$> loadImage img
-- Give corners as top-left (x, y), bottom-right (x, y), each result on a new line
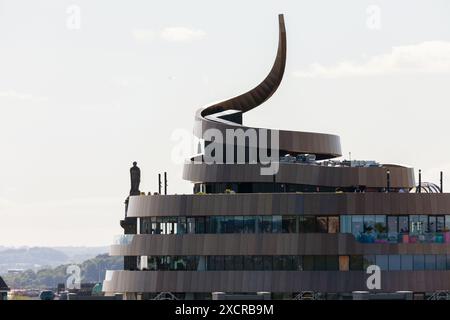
top-left (103, 14), bottom-right (450, 300)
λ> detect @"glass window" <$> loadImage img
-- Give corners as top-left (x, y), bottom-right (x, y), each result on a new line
top-left (141, 218), bottom-right (152, 234)
top-left (446, 216), bottom-right (450, 232)
top-left (234, 216), bottom-right (244, 233)
top-left (328, 217), bottom-right (340, 233)
top-left (303, 256), bottom-right (314, 271)
top-left (174, 257), bottom-right (187, 270)
top-left (437, 255), bottom-right (446, 270)
top-left (279, 256), bottom-right (289, 270)
top-left (243, 216), bottom-right (257, 233)
top-left (326, 256), bottom-right (339, 271)
top-left (299, 216), bottom-right (316, 233)
top-left (282, 216), bottom-right (297, 233)
top-left (364, 215), bottom-right (375, 233)
top-left (194, 217), bottom-right (204, 234)
top-left (206, 256), bottom-right (214, 271)
top-left (187, 217), bottom-right (196, 234)
top-left (296, 256), bottom-right (303, 271)
top-left (178, 217), bottom-right (187, 234)
top-left (204, 217), bottom-right (213, 234)
top-left (215, 216), bottom-right (225, 234)
top-left (350, 256), bottom-right (363, 271)
top-left (215, 256), bottom-right (224, 270)
top-left (363, 255), bottom-right (376, 270)
top-left (316, 217), bottom-right (328, 233)
top-left (255, 216), bottom-right (262, 233)
top-left (429, 216), bottom-right (437, 233)
top-left (419, 215), bottom-right (428, 234)
top-left (447, 255), bottom-right (450, 270)
top-left (314, 256), bottom-right (327, 271)
top-left (389, 255), bottom-right (401, 271)
top-left (339, 256), bottom-right (349, 271)
top-left (197, 256), bottom-right (206, 271)
top-left (254, 256), bottom-right (263, 270)
top-left (154, 217), bottom-right (162, 234)
top-left (376, 255), bottom-right (388, 271)
top-left (374, 215), bottom-right (387, 239)
top-left (272, 216), bottom-right (282, 233)
top-left (410, 215), bottom-right (419, 234)
top-left (273, 256), bottom-right (283, 270)
top-left (351, 216), bottom-right (364, 239)
top-left (244, 256), bottom-right (254, 270)
top-left (148, 257), bottom-right (157, 270)
top-left (285, 256), bottom-right (297, 271)
top-left (162, 217), bottom-right (170, 235)
top-left (413, 255), bottom-right (425, 270)
top-left (158, 256), bottom-right (169, 270)
top-left (234, 256), bottom-right (243, 270)
top-left (224, 216), bottom-right (235, 233)
top-left (401, 255), bottom-right (413, 270)
top-left (190, 256), bottom-right (200, 271)
top-left (387, 216), bottom-right (398, 233)
top-left (224, 256), bottom-right (234, 270)
top-left (260, 216), bottom-right (272, 233)
top-left (425, 255), bottom-right (436, 270)
top-left (398, 216), bottom-right (409, 233)
top-left (340, 216), bottom-right (352, 233)
top-left (169, 217), bottom-right (178, 234)
top-left (263, 256), bottom-right (273, 270)
top-left (437, 216), bottom-right (445, 232)
top-left (387, 216), bottom-right (399, 242)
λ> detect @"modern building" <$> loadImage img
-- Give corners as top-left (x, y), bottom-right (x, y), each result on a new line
top-left (103, 14), bottom-right (450, 300)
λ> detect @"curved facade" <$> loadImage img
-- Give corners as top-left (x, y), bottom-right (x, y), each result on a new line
top-left (103, 14), bottom-right (450, 300)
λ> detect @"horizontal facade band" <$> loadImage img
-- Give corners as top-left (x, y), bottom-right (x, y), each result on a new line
top-left (194, 115), bottom-right (342, 160)
top-left (183, 162), bottom-right (415, 189)
top-left (109, 234), bottom-right (450, 256)
top-left (126, 193), bottom-right (450, 217)
top-left (103, 270), bottom-right (450, 294)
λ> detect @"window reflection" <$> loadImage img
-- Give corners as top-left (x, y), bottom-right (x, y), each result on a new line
top-left (328, 217), bottom-right (340, 234)
top-left (141, 254), bottom-right (450, 271)
top-left (272, 216), bottom-right (282, 233)
top-left (137, 215), bottom-right (450, 245)
top-left (316, 217), bottom-right (328, 233)
top-left (299, 216), bottom-right (316, 233)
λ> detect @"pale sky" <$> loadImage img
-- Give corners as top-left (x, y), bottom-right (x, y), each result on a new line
top-left (1, 0), bottom-right (450, 246)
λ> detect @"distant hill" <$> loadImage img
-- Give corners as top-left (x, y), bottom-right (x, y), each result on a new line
top-left (0, 246), bottom-right (109, 275)
top-left (2, 254), bottom-right (123, 289)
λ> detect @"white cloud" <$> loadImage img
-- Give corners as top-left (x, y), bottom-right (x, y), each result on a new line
top-left (0, 90), bottom-right (48, 102)
top-left (131, 28), bottom-right (156, 44)
top-left (294, 41), bottom-right (450, 78)
top-left (132, 27), bottom-right (206, 44)
top-left (160, 27), bottom-right (206, 42)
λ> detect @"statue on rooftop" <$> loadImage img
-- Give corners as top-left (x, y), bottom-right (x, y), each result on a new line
top-left (130, 161), bottom-right (141, 196)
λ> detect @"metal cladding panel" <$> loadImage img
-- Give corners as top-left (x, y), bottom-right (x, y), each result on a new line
top-left (103, 270), bottom-right (450, 293)
top-left (127, 193), bottom-right (450, 217)
top-left (182, 163), bottom-right (415, 189)
top-left (110, 234), bottom-right (450, 257)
